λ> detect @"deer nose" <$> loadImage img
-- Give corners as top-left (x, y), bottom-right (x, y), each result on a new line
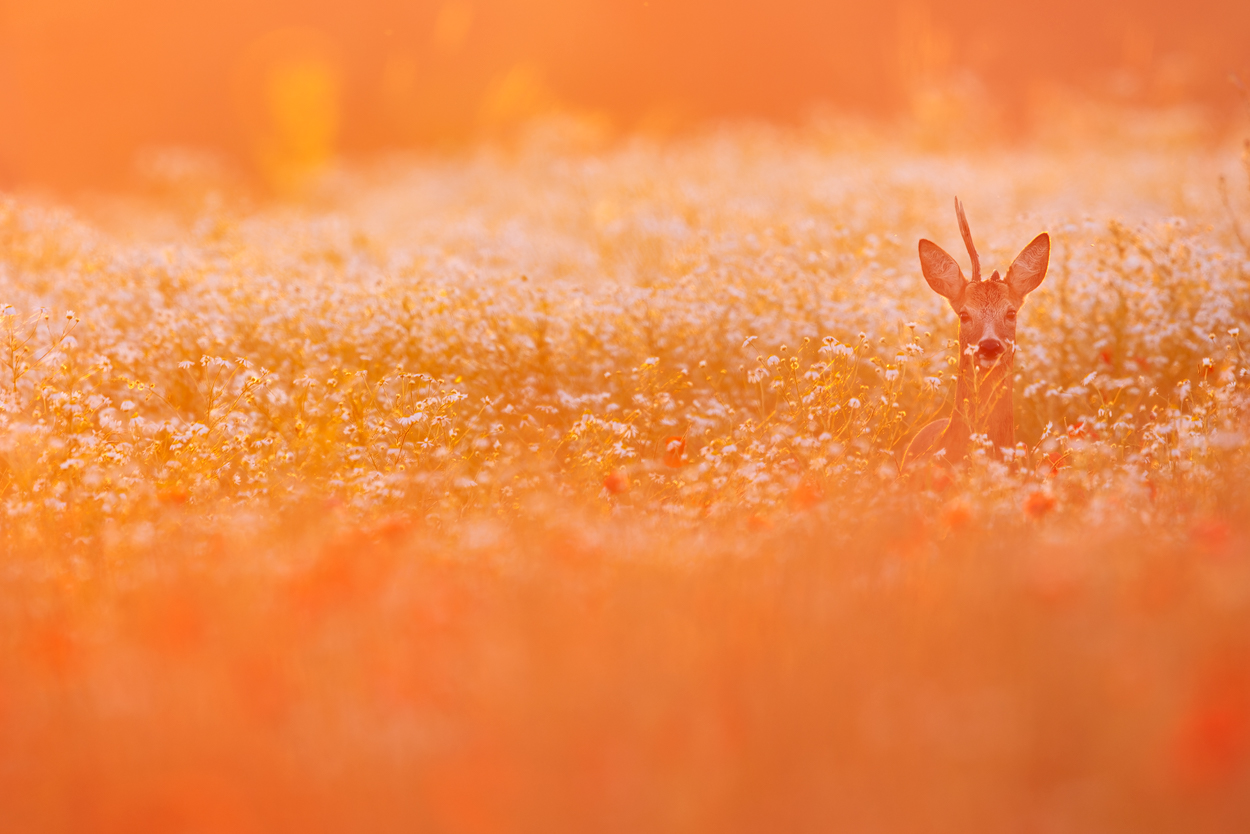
top-left (977, 338), bottom-right (1004, 359)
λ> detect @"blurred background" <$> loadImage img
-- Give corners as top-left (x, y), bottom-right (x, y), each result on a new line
top-left (1, 0), bottom-right (1249, 191)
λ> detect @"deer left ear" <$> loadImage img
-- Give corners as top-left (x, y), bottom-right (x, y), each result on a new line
top-left (1005, 233), bottom-right (1050, 298)
top-left (918, 239), bottom-right (965, 302)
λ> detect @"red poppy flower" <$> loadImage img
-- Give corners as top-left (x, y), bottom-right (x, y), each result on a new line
top-left (1023, 491), bottom-right (1057, 519)
top-left (662, 436), bottom-right (686, 468)
top-left (603, 470), bottom-right (630, 495)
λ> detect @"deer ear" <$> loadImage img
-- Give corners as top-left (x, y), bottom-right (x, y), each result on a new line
top-left (918, 239), bottom-right (964, 301)
top-left (1005, 233), bottom-right (1050, 298)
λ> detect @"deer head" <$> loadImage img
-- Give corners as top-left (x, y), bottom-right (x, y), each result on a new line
top-left (918, 198), bottom-right (1050, 373)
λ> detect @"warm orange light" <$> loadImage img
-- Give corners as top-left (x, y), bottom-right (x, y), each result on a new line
top-left (0, 0), bottom-right (1246, 188)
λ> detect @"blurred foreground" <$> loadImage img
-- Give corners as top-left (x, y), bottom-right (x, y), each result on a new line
top-left (2, 118), bottom-right (1250, 831)
top-left (6, 507), bottom-right (1250, 833)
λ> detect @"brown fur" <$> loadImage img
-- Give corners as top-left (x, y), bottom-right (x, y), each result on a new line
top-left (902, 202), bottom-right (1050, 468)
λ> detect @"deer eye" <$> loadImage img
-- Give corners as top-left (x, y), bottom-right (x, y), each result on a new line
top-left (958, 311), bottom-right (971, 323)
top-left (1006, 310), bottom-right (1017, 321)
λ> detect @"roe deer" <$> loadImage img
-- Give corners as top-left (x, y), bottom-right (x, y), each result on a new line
top-left (902, 198), bottom-right (1050, 467)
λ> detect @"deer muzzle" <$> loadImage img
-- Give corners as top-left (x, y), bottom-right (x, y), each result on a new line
top-left (977, 338), bottom-right (1004, 358)
top-left (976, 338), bottom-right (1006, 368)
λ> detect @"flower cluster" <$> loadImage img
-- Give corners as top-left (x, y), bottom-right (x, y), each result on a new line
top-left (0, 129), bottom-right (1247, 548)
top-left (4, 122), bottom-right (1250, 832)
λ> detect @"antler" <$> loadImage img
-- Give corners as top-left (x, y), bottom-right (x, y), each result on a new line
top-left (954, 197), bottom-right (982, 283)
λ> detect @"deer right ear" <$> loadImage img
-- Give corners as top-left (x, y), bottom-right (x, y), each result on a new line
top-left (1005, 233), bottom-right (1050, 298)
top-left (918, 239), bottom-right (965, 302)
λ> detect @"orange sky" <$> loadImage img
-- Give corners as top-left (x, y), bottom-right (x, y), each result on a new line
top-left (1, 0), bottom-right (1248, 189)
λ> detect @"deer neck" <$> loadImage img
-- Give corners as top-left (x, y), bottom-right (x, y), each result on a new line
top-left (942, 355), bottom-right (1014, 459)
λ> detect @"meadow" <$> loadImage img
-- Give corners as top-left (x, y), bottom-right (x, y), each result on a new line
top-left (2, 112), bottom-right (1250, 832)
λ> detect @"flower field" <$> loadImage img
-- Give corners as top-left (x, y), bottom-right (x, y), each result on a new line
top-left (3, 119), bottom-right (1250, 832)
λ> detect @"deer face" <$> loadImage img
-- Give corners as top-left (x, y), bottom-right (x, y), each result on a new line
top-left (918, 230), bottom-right (1050, 371)
top-left (957, 281), bottom-right (1019, 369)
